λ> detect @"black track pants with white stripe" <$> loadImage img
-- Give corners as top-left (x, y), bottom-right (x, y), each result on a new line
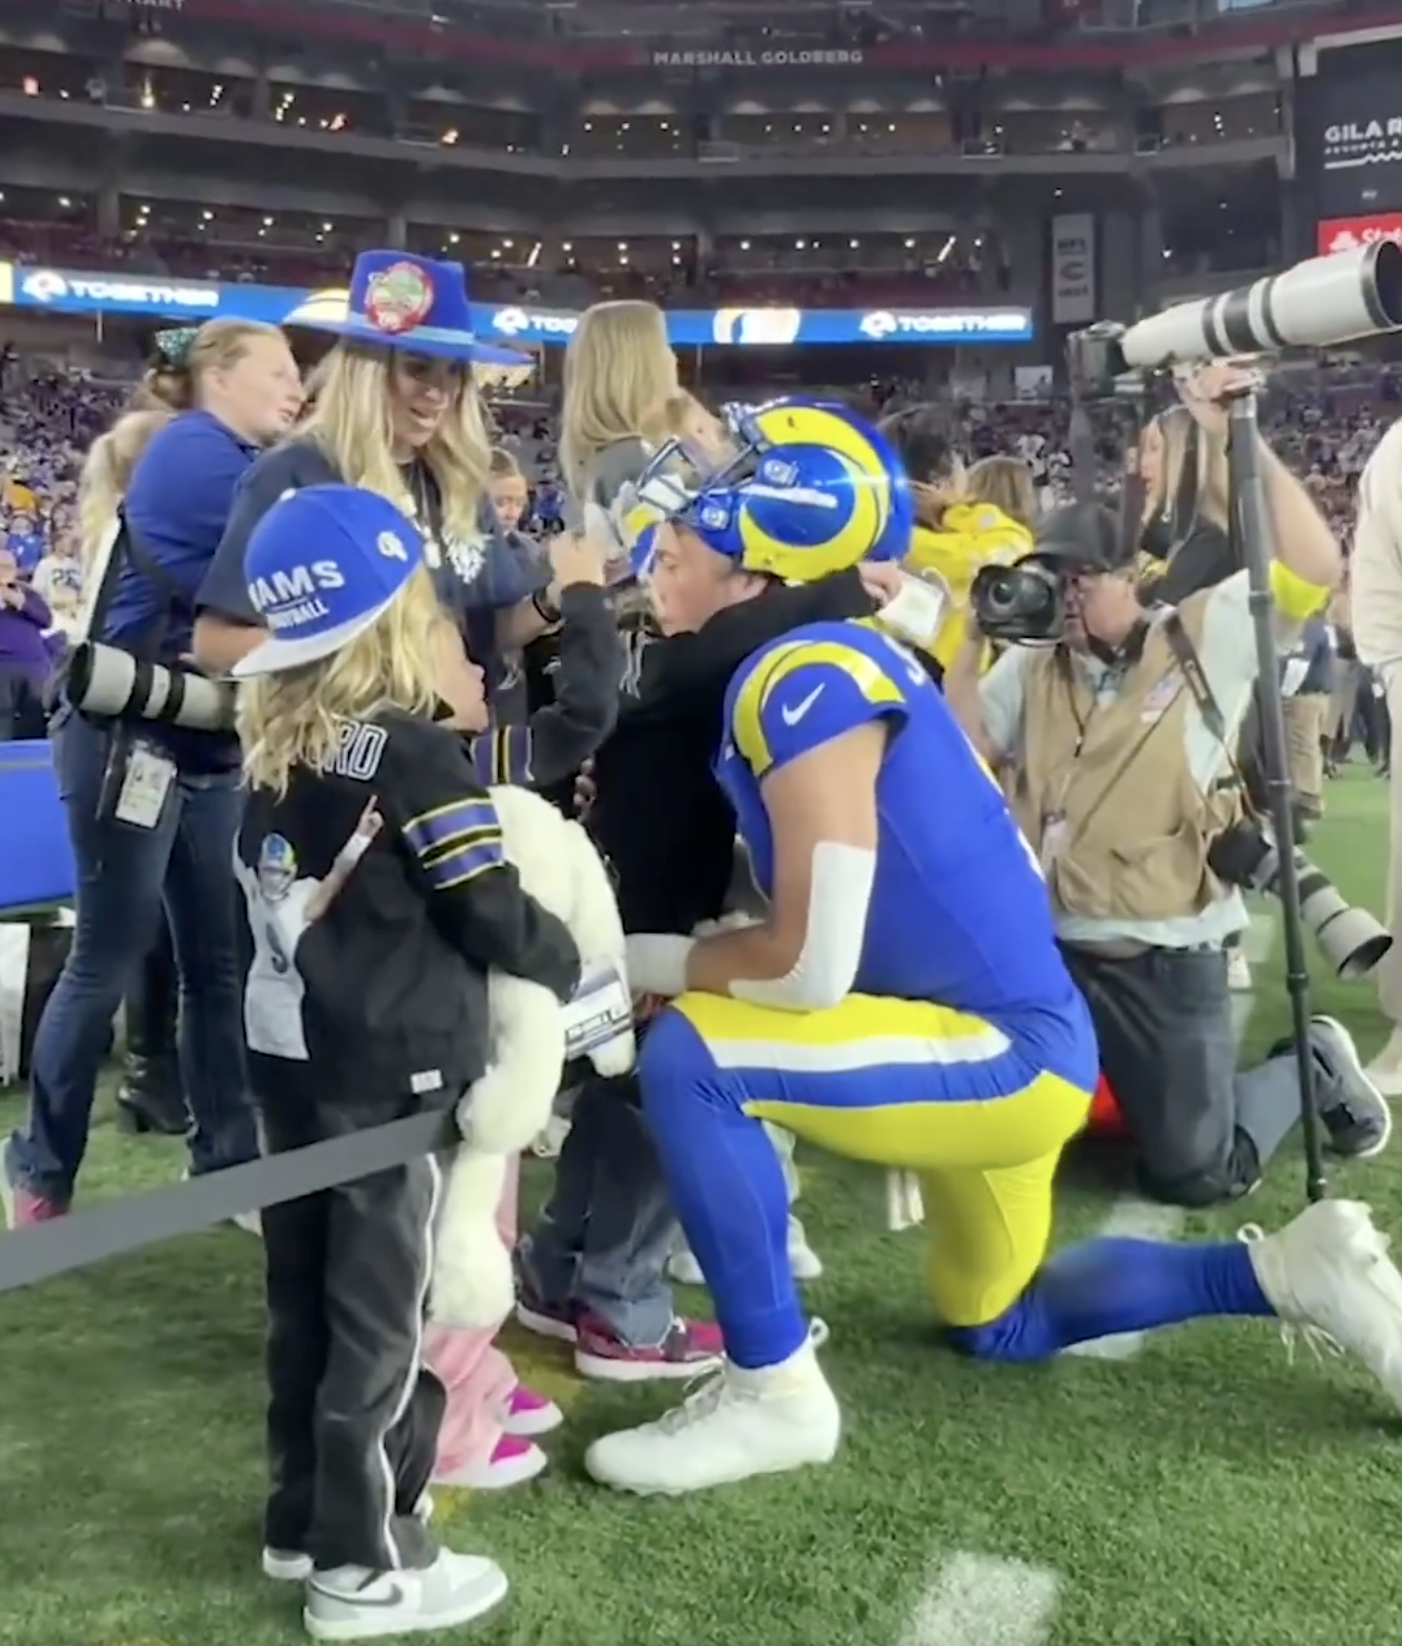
top-left (257, 1075), bottom-right (447, 1574)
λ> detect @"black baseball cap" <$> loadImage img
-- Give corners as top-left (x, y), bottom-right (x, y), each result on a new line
top-left (1029, 502), bottom-right (1133, 574)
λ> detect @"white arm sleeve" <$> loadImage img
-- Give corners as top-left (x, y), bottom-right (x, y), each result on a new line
top-left (730, 841), bottom-right (876, 1013)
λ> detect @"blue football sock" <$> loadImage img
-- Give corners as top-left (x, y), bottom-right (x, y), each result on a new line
top-left (949, 1237), bottom-right (1276, 1363)
top-left (637, 1010), bottom-right (807, 1370)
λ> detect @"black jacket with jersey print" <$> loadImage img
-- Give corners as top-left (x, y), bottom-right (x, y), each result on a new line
top-left (589, 570), bottom-right (879, 937)
top-left (464, 582), bottom-right (621, 793)
top-left (236, 707), bottom-right (580, 1114)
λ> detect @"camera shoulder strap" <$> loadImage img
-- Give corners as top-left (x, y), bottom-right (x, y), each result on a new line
top-left (1161, 608), bottom-right (1250, 797)
top-left (85, 508), bottom-right (191, 659)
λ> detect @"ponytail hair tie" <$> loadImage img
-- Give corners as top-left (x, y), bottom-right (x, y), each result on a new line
top-left (153, 326), bottom-right (199, 370)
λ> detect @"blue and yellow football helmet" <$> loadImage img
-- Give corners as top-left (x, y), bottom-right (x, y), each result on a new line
top-left (616, 397), bottom-right (913, 586)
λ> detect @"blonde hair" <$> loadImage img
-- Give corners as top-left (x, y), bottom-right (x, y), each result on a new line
top-left (299, 346), bottom-right (488, 545)
top-left (299, 353), bottom-right (333, 422)
top-left (76, 409), bottom-right (166, 565)
top-left (238, 565), bottom-right (446, 797)
top-left (649, 389), bottom-right (731, 453)
top-left (1146, 408), bottom-right (1229, 534)
top-left (78, 318), bottom-right (284, 566)
top-left (966, 456), bottom-right (1037, 532)
top-left (489, 445), bottom-right (523, 479)
top-left (559, 300), bottom-right (678, 499)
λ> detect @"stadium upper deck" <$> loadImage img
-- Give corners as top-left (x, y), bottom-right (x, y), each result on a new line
top-left (1, 0), bottom-right (1398, 351)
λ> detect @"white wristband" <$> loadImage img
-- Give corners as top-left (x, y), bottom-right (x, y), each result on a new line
top-left (624, 934), bottom-right (696, 999)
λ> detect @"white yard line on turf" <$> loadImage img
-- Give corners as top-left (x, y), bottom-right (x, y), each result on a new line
top-left (1063, 913), bottom-right (1273, 1362)
top-left (897, 1554), bottom-right (1061, 1646)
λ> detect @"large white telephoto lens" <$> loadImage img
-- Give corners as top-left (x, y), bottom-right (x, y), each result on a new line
top-left (1120, 241), bottom-right (1402, 372)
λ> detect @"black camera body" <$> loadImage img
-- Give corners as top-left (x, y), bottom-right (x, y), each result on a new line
top-left (969, 560), bottom-right (1067, 645)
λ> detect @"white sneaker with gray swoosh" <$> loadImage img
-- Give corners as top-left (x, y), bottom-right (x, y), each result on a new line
top-left (303, 1549), bottom-right (508, 1641)
top-left (780, 684), bottom-right (824, 726)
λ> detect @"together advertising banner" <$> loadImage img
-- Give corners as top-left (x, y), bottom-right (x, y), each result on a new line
top-left (1306, 65), bottom-right (1402, 219)
top-left (0, 265), bottom-right (1034, 348)
top-left (1050, 213), bottom-right (1096, 326)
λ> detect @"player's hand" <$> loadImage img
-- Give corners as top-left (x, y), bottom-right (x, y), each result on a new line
top-left (857, 560), bottom-right (906, 608)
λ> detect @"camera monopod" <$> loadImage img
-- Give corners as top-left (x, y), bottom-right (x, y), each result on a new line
top-left (1225, 383), bottom-right (1328, 1204)
top-left (1067, 238), bottom-right (1402, 1205)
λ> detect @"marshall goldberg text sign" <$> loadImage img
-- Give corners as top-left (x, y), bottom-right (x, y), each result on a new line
top-left (651, 47), bottom-right (864, 70)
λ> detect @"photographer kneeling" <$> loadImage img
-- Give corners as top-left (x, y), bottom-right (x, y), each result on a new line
top-left (947, 374), bottom-right (1388, 1206)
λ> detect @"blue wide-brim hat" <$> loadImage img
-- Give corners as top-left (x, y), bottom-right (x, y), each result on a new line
top-left (293, 250), bottom-right (530, 367)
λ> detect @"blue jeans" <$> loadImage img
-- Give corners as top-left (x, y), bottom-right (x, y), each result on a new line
top-left (517, 1076), bottom-right (679, 1346)
top-left (6, 710), bottom-right (256, 1202)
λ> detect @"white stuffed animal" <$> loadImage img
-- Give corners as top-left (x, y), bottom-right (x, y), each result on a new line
top-left (431, 785), bottom-right (635, 1328)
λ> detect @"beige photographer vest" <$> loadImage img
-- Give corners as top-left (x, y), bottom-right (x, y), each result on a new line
top-left (1011, 591), bottom-right (1239, 925)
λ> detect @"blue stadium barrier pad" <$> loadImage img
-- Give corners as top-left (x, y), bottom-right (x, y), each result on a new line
top-left (0, 740), bottom-right (75, 913)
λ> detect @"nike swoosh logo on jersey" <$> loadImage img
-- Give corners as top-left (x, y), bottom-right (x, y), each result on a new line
top-left (781, 685), bottom-right (825, 725)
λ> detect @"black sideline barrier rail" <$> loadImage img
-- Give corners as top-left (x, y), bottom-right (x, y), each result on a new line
top-left (0, 1109), bottom-right (458, 1295)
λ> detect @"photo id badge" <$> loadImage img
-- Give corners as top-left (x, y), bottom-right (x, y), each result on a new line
top-left (114, 743), bottom-right (176, 830)
top-left (1040, 810), bottom-right (1069, 871)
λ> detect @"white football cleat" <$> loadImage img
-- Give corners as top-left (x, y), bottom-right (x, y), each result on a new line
top-left (583, 1321), bottom-right (839, 1496)
top-left (1244, 1199), bottom-right (1402, 1413)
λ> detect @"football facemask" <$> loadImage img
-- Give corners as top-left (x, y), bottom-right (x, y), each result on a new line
top-left (611, 398), bottom-right (912, 585)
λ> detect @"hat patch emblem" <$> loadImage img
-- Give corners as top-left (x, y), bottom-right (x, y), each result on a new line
top-left (377, 530), bottom-right (409, 561)
top-left (364, 261), bottom-right (435, 336)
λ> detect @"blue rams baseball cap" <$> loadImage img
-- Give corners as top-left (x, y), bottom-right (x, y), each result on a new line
top-left (233, 485), bottom-right (424, 679)
top-left (291, 250), bottom-right (529, 367)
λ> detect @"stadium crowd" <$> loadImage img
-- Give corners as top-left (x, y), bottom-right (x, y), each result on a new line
top-left (4, 341), bottom-right (1396, 757)
top-left (4, 258), bottom-right (1402, 1642)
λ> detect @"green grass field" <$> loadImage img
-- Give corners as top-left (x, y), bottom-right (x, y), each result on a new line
top-left (4, 765), bottom-right (1402, 1646)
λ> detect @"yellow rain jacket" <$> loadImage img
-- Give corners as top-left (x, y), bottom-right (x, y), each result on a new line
top-left (902, 501), bottom-right (1033, 673)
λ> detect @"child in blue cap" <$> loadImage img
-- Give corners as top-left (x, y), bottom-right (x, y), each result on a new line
top-left (231, 483), bottom-right (580, 1641)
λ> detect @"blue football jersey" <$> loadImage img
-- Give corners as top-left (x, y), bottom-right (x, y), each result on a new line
top-left (718, 620), bottom-right (1094, 1082)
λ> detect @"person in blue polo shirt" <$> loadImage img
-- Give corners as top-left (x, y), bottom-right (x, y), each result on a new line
top-left (3, 317), bottom-right (303, 1226)
top-left (191, 252), bottom-right (564, 707)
